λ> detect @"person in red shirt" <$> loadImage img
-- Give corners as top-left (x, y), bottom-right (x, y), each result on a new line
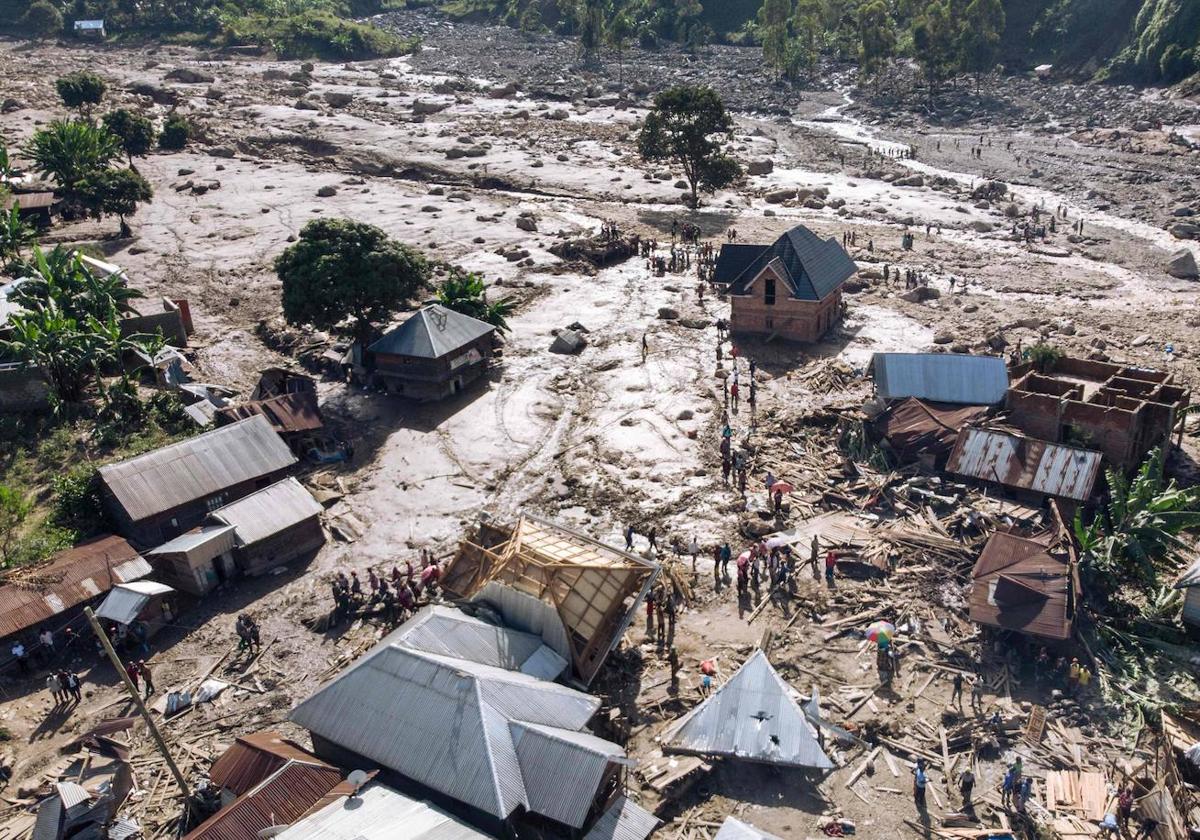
top-left (825, 552), bottom-right (837, 583)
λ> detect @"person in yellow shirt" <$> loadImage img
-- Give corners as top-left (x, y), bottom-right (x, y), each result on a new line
top-left (1067, 657), bottom-right (1081, 695)
top-left (1077, 664), bottom-right (1092, 694)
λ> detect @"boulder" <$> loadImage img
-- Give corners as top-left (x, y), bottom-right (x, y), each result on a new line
top-left (657, 307), bottom-right (679, 320)
top-left (746, 159), bottom-right (774, 176)
top-left (764, 188), bottom-right (797, 205)
top-left (324, 92), bottom-right (354, 107)
top-left (678, 317), bottom-right (711, 330)
top-left (412, 99), bottom-right (449, 116)
top-left (986, 332), bottom-right (1008, 351)
top-left (894, 174), bottom-right (925, 187)
top-left (900, 286), bottom-right (941, 303)
top-left (970, 220), bottom-right (994, 233)
top-left (549, 329), bottom-right (587, 354)
top-left (1166, 248), bottom-right (1199, 279)
top-left (0, 98), bottom-right (22, 113)
top-left (546, 109), bottom-right (570, 121)
top-left (515, 216), bottom-right (538, 233)
top-left (1132, 334), bottom-right (1151, 347)
top-left (489, 81), bottom-right (519, 98)
top-left (933, 330), bottom-right (954, 345)
top-left (316, 185), bottom-right (337, 197)
top-left (1170, 222), bottom-right (1199, 240)
top-left (165, 68), bottom-right (214, 84)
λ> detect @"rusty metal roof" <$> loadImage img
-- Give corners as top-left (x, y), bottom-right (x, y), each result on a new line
top-left (970, 531), bottom-right (1077, 641)
top-left (209, 732), bottom-right (321, 796)
top-left (946, 428), bottom-right (1102, 502)
top-left (873, 398), bottom-right (989, 462)
top-left (213, 392), bottom-right (322, 435)
top-left (0, 535), bottom-right (150, 639)
top-left (182, 760), bottom-right (344, 840)
top-left (2, 192), bottom-right (57, 211)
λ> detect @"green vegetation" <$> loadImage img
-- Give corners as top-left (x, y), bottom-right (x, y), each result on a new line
top-left (75, 168), bottom-right (154, 237)
top-left (55, 71), bottom-right (107, 114)
top-left (0, 486), bottom-right (32, 566)
top-left (0, 208), bottom-right (36, 266)
top-left (102, 109), bottom-right (157, 165)
top-left (436, 271), bottom-right (515, 332)
top-left (637, 85), bottom-right (740, 206)
top-left (276, 218), bottom-right (430, 346)
top-left (20, 0), bottom-right (62, 39)
top-left (27, 119), bottom-right (121, 205)
top-left (158, 115), bottom-right (193, 151)
top-left (1026, 341), bottom-right (1064, 372)
top-left (218, 10), bottom-right (420, 60)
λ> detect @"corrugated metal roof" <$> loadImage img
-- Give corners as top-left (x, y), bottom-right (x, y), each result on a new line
top-left (182, 760), bottom-right (343, 840)
top-left (970, 532), bottom-right (1076, 641)
top-left (714, 817), bottom-right (785, 840)
top-left (276, 781), bottom-right (494, 839)
top-left (727, 225), bottom-right (856, 301)
top-left (665, 650), bottom-right (832, 770)
top-left (214, 392), bottom-right (323, 435)
top-left (98, 416), bottom-right (297, 523)
top-left (383, 606), bottom-right (567, 679)
top-left (2, 192), bottom-right (56, 211)
top-left (289, 643), bottom-right (612, 824)
top-left (582, 795), bottom-right (659, 840)
top-left (210, 478), bottom-right (322, 547)
top-left (871, 353), bottom-right (1009, 405)
top-left (1174, 557), bottom-right (1200, 590)
top-left (510, 722), bottom-right (624, 828)
top-left (873, 398), bottom-right (990, 461)
top-left (0, 536), bottom-right (150, 639)
top-left (210, 732), bottom-right (330, 797)
top-left (146, 525), bottom-right (237, 557)
top-left (369, 304), bottom-right (495, 360)
top-left (946, 428), bottom-right (1102, 502)
top-left (94, 581), bottom-right (174, 625)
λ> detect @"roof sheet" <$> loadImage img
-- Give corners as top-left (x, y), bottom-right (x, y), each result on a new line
top-left (98, 416), bottom-right (297, 522)
top-left (214, 392), bottom-right (323, 435)
top-left (209, 732), bottom-right (325, 796)
top-left (181, 760), bottom-right (344, 840)
top-left (946, 428), bottom-right (1102, 502)
top-left (715, 817), bottom-right (785, 840)
top-left (510, 722), bottom-right (625, 828)
top-left (665, 650), bottom-right (832, 769)
top-left (2, 192), bottom-right (56, 211)
top-left (94, 581), bottom-right (174, 625)
top-left (210, 478), bottom-right (322, 547)
top-left (289, 643), bottom-right (612, 824)
top-left (368, 304), bottom-right (495, 360)
top-left (970, 532), bottom-right (1075, 640)
top-left (1174, 557), bottom-right (1200, 590)
top-left (582, 795), bottom-right (660, 840)
top-left (276, 781), bottom-right (494, 840)
top-left (713, 244), bottom-right (769, 285)
top-left (871, 353), bottom-right (1009, 405)
top-left (384, 605), bottom-right (567, 680)
top-left (727, 225), bottom-right (857, 301)
top-left (873, 398), bottom-right (990, 461)
top-left (146, 525), bottom-right (237, 557)
top-left (0, 536), bottom-right (150, 639)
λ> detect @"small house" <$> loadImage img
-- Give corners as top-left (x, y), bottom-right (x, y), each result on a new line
top-left (1173, 558), bottom-right (1200, 630)
top-left (2, 192), bottom-right (57, 228)
top-left (367, 304), bottom-right (496, 400)
top-left (97, 415), bottom-right (298, 546)
top-left (208, 477), bottom-right (324, 576)
top-left (72, 19), bottom-right (105, 37)
top-left (970, 531), bottom-right (1080, 642)
top-left (94, 581), bottom-right (176, 638)
top-left (213, 392), bottom-right (323, 454)
top-left (146, 525), bottom-right (237, 594)
top-left (718, 225), bottom-right (857, 343)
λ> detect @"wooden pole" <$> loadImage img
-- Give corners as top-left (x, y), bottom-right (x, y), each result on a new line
top-left (84, 607), bottom-right (192, 815)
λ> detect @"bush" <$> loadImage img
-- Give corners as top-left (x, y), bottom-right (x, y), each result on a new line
top-left (20, 0), bottom-right (62, 39)
top-left (158, 115), bottom-right (192, 150)
top-left (223, 11), bottom-right (419, 60)
top-left (51, 464), bottom-right (105, 536)
top-left (56, 71), bottom-right (107, 111)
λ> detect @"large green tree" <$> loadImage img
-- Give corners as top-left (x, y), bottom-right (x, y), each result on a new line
top-left (911, 0), bottom-right (958, 105)
top-left (1, 302), bottom-right (99, 404)
top-left (275, 218), bottom-right (429, 346)
top-left (75, 168), bottom-right (154, 237)
top-left (11, 246), bottom-right (144, 323)
top-left (857, 0), bottom-right (896, 81)
top-left (958, 0), bottom-right (1005, 90)
top-left (27, 120), bottom-right (121, 203)
top-left (20, 1), bottom-right (62, 40)
top-left (637, 85), bottom-right (741, 206)
top-left (758, 0), bottom-right (794, 75)
top-left (436, 271), bottom-right (515, 333)
top-left (102, 109), bottom-right (158, 166)
top-left (55, 71), bottom-right (107, 115)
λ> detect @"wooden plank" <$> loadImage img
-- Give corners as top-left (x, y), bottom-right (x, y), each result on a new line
top-left (846, 747), bottom-right (881, 788)
top-left (883, 749), bottom-right (900, 778)
top-left (1024, 705), bottom-right (1047, 745)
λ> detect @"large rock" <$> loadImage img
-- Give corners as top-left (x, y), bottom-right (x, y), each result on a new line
top-left (324, 91), bottom-right (354, 107)
top-left (412, 99), bottom-right (449, 115)
top-left (657, 307), bottom-right (679, 320)
top-left (515, 216), bottom-right (538, 232)
top-left (549, 329), bottom-right (587, 354)
top-left (970, 220), bottom-right (994, 233)
top-left (764, 188), bottom-right (797, 204)
top-left (894, 174), bottom-right (925, 187)
top-left (1170, 222), bottom-right (1199, 240)
top-left (164, 68), bottom-right (214, 84)
top-left (1166, 248), bottom-right (1199, 279)
top-left (746, 159), bottom-right (774, 176)
top-left (901, 286), bottom-right (941, 303)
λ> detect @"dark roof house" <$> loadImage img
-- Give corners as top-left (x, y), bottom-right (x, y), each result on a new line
top-left (367, 305), bottom-right (497, 401)
top-left (969, 531), bottom-right (1080, 641)
top-left (724, 226), bottom-right (857, 301)
top-left (713, 244), bottom-right (769, 286)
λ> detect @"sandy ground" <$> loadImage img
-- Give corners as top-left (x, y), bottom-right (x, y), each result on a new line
top-left (1, 21), bottom-right (1199, 838)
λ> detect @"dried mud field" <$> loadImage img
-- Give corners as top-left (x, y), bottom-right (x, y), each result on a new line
top-left (1, 14), bottom-right (1199, 839)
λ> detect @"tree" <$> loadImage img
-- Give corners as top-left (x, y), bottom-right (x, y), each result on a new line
top-left (55, 71), bottom-right (107, 115)
top-left (637, 85), bottom-right (741, 207)
top-left (0, 208), bottom-right (35, 265)
top-left (20, 1), bottom-right (62, 40)
top-left (575, 0), bottom-right (605, 60)
top-left (857, 1), bottom-right (896, 83)
top-left (102, 109), bottom-right (157, 166)
top-left (11, 246), bottom-right (144, 323)
top-left (158, 115), bottom-right (192, 151)
top-left (1, 302), bottom-right (99, 404)
top-left (758, 0), bottom-right (794, 76)
top-left (0, 486), bottom-right (31, 567)
top-left (436, 271), bottom-right (515, 332)
top-left (276, 218), bottom-right (428, 346)
top-left (911, 0), bottom-right (958, 106)
top-left (606, 10), bottom-right (634, 82)
top-left (75, 168), bottom-right (154, 237)
top-left (958, 0), bottom-right (1004, 91)
top-left (27, 120), bottom-right (120, 201)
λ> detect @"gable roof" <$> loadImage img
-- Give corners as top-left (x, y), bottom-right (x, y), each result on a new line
top-left (0, 536), bottom-right (150, 639)
top-left (276, 781), bottom-right (494, 840)
top-left (726, 226), bottom-right (856, 301)
top-left (946, 428), bottom-right (1102, 502)
top-left (368, 304), bottom-right (495, 360)
top-left (713, 244), bottom-right (769, 285)
top-left (209, 732), bottom-right (322, 796)
top-left (871, 353), bottom-right (1009, 405)
top-left (182, 760), bottom-right (344, 840)
top-left (209, 477), bottom-right (322, 547)
top-left (98, 416), bottom-right (297, 522)
top-left (582, 795), bottom-right (659, 840)
top-left (970, 532), bottom-right (1076, 640)
top-left (664, 650), bottom-right (832, 769)
top-left (289, 644), bottom-right (618, 827)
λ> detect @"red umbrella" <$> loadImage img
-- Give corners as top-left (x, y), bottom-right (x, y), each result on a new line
top-left (770, 481), bottom-right (794, 494)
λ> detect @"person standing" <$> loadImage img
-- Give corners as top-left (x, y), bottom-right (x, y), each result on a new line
top-left (47, 672), bottom-right (64, 706)
top-left (1067, 657), bottom-right (1081, 695)
top-left (124, 661), bottom-right (140, 693)
top-left (1077, 664), bottom-right (1092, 697)
top-left (959, 768), bottom-right (975, 807)
top-left (1116, 786), bottom-right (1134, 832)
top-left (138, 661), bottom-right (154, 698)
top-left (913, 759), bottom-right (928, 812)
top-left (824, 551), bottom-right (837, 584)
top-left (720, 542), bottom-right (732, 578)
top-left (647, 528), bottom-right (658, 552)
top-left (641, 333), bottom-right (648, 364)
top-left (809, 536), bottom-right (820, 579)
top-left (1001, 767), bottom-right (1015, 807)
top-left (951, 672), bottom-right (964, 708)
top-left (970, 673), bottom-right (985, 713)
top-left (624, 523), bottom-right (636, 551)
top-left (687, 536), bottom-right (699, 574)
top-left (65, 671), bottom-right (81, 703)
top-left (11, 641), bottom-right (29, 675)
top-left (38, 628), bottom-right (54, 663)
top-left (645, 589), bottom-right (656, 636)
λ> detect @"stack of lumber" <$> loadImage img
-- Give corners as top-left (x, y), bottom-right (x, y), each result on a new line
top-left (1044, 770), bottom-right (1109, 821)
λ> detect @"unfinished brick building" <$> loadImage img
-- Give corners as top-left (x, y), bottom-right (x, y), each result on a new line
top-left (1006, 357), bottom-right (1189, 472)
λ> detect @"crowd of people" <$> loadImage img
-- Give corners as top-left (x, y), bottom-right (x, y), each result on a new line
top-left (327, 551), bottom-right (442, 628)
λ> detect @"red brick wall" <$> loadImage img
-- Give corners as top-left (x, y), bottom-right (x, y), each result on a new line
top-left (729, 267), bottom-right (842, 342)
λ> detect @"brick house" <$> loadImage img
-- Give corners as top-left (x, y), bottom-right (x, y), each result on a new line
top-left (717, 225), bottom-right (857, 343)
top-left (367, 304), bottom-right (496, 401)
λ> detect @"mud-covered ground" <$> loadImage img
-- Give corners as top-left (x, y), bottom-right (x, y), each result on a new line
top-left (0, 12), bottom-right (1199, 838)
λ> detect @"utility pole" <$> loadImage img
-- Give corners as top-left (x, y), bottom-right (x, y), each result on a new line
top-left (84, 607), bottom-right (192, 818)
